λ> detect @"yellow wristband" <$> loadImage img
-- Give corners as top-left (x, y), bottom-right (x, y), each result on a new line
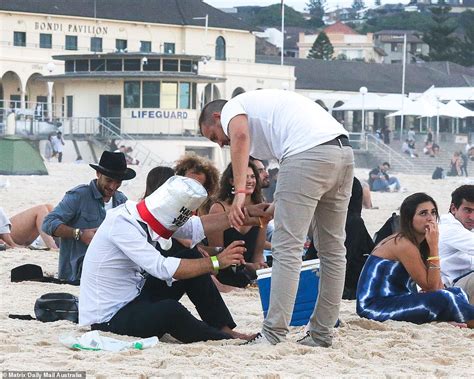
top-left (426, 256), bottom-right (440, 261)
top-left (210, 256), bottom-right (220, 273)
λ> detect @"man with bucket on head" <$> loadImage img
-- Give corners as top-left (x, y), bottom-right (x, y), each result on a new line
top-left (79, 176), bottom-right (264, 343)
top-left (199, 89), bottom-right (354, 347)
top-left (42, 151), bottom-right (135, 283)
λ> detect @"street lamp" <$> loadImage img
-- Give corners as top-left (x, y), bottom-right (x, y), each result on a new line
top-left (46, 62), bottom-right (56, 122)
top-left (359, 86), bottom-right (368, 142)
top-left (193, 14), bottom-right (208, 54)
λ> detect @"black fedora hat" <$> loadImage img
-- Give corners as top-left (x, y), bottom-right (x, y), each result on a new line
top-left (89, 151), bottom-right (136, 181)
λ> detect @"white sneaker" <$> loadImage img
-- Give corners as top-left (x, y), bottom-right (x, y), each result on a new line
top-left (242, 332), bottom-right (274, 346)
top-left (387, 183), bottom-right (397, 192)
top-left (297, 332), bottom-right (332, 348)
top-left (28, 236), bottom-right (49, 250)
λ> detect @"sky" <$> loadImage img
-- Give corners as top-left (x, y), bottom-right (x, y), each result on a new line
top-left (205, 0), bottom-right (409, 12)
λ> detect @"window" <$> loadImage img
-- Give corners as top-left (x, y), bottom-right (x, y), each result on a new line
top-left (142, 81), bottom-right (160, 108)
top-left (124, 81), bottom-right (140, 108)
top-left (124, 59), bottom-right (141, 71)
top-left (106, 59), bottom-right (122, 71)
top-left (116, 39), bottom-right (127, 52)
top-left (13, 31), bottom-right (26, 47)
top-left (40, 33), bottom-right (52, 48)
top-left (65, 60), bottom-right (74, 73)
top-left (91, 37), bottom-right (102, 52)
top-left (143, 59), bottom-right (160, 71)
top-left (215, 36), bottom-right (226, 61)
top-left (163, 42), bottom-right (175, 54)
top-left (179, 83), bottom-right (190, 109)
top-left (90, 59), bottom-right (105, 71)
top-left (163, 59), bottom-right (178, 71)
top-left (75, 59), bottom-right (89, 71)
top-left (140, 40), bottom-right (151, 52)
top-left (391, 42), bottom-right (402, 52)
top-left (65, 35), bottom-right (78, 50)
top-left (67, 96), bottom-right (73, 117)
top-left (161, 82), bottom-right (177, 108)
top-left (180, 60), bottom-right (192, 72)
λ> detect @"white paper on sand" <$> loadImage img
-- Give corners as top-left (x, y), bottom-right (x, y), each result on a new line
top-left (59, 330), bottom-right (158, 352)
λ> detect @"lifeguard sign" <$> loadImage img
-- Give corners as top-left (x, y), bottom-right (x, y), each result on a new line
top-left (455, 135), bottom-right (468, 144)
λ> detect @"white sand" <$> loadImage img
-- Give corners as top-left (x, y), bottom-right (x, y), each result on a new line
top-left (1, 163), bottom-right (473, 377)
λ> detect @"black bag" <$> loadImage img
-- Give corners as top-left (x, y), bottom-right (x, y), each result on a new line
top-left (432, 167), bottom-right (444, 180)
top-left (373, 212), bottom-right (400, 245)
top-left (34, 293), bottom-right (79, 323)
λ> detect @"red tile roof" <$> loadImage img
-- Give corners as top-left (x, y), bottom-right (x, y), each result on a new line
top-left (323, 21), bottom-right (359, 35)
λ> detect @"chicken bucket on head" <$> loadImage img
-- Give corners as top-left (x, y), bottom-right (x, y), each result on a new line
top-left (136, 176), bottom-right (208, 249)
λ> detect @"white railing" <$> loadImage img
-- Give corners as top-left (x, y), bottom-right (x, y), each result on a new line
top-left (365, 134), bottom-right (415, 174)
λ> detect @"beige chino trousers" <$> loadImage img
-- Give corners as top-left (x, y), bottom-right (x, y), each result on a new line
top-left (262, 143), bottom-right (354, 345)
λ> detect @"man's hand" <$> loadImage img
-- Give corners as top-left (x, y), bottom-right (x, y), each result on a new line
top-left (229, 193), bottom-right (246, 227)
top-left (217, 240), bottom-right (246, 269)
top-left (80, 228), bottom-right (98, 245)
top-left (245, 261), bottom-right (268, 272)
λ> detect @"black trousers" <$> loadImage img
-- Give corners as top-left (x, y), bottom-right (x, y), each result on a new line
top-left (92, 249), bottom-right (235, 343)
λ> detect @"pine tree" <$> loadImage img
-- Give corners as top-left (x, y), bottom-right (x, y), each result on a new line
top-left (307, 31), bottom-right (334, 60)
top-left (422, 6), bottom-right (461, 62)
top-left (306, 0), bottom-right (326, 28)
top-left (374, 0), bottom-right (381, 6)
top-left (352, 0), bottom-right (365, 11)
top-left (458, 10), bottom-right (474, 67)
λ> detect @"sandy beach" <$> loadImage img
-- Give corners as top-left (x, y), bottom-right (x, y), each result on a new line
top-left (1, 162), bottom-right (473, 377)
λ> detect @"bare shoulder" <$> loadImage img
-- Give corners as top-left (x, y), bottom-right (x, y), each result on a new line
top-left (209, 201), bottom-right (228, 214)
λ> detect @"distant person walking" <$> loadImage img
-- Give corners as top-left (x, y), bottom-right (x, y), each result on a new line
top-left (51, 131), bottom-right (65, 163)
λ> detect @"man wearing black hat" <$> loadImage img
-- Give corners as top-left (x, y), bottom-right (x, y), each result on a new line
top-left (42, 151), bottom-right (136, 283)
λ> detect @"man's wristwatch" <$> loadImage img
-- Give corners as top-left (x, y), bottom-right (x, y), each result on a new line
top-left (73, 228), bottom-right (82, 241)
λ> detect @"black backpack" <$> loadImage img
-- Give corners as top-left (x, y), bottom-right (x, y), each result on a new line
top-left (34, 293), bottom-right (79, 323)
top-left (373, 213), bottom-right (400, 245)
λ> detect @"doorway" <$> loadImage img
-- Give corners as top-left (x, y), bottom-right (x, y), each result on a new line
top-left (99, 95), bottom-right (121, 135)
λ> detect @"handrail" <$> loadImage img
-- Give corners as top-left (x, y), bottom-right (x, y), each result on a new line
top-left (96, 117), bottom-right (172, 167)
top-left (365, 134), bottom-right (415, 174)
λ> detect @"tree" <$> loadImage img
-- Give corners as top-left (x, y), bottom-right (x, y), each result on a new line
top-left (375, 0), bottom-right (381, 6)
top-left (307, 31), bottom-right (334, 60)
top-left (252, 4), bottom-right (305, 27)
top-left (352, 0), bottom-right (365, 12)
top-left (306, 0), bottom-right (325, 28)
top-left (458, 10), bottom-right (474, 67)
top-left (422, 6), bottom-right (461, 62)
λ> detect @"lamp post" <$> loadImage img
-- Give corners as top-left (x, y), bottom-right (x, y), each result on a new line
top-left (359, 86), bottom-right (368, 143)
top-left (281, 1), bottom-right (285, 66)
top-left (46, 61), bottom-right (55, 122)
top-left (400, 34), bottom-right (407, 142)
top-left (193, 14), bottom-right (209, 54)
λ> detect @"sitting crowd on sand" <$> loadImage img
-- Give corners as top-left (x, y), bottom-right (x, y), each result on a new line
top-left (5, 90), bottom-right (474, 347)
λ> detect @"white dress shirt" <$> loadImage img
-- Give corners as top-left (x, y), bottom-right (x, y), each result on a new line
top-left (79, 201), bottom-right (205, 326)
top-left (439, 213), bottom-right (474, 287)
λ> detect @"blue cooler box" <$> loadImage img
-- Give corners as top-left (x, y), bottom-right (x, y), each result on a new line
top-left (256, 259), bottom-right (320, 326)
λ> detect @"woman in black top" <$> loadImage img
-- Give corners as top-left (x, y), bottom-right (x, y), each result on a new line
top-left (207, 161), bottom-right (268, 288)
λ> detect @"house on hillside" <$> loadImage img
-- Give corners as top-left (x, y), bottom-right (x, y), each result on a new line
top-left (373, 30), bottom-right (429, 64)
top-left (298, 22), bottom-right (385, 62)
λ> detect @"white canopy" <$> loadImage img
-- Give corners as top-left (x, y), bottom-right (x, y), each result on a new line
top-left (421, 86), bottom-right (474, 102)
top-left (439, 100), bottom-right (474, 119)
top-left (334, 93), bottom-right (410, 111)
top-left (385, 97), bottom-right (444, 118)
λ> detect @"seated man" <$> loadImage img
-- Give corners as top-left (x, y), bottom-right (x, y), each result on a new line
top-left (42, 151), bottom-right (135, 282)
top-left (79, 176), bottom-right (268, 343)
top-left (368, 162), bottom-right (401, 192)
top-left (439, 185), bottom-right (474, 304)
top-left (0, 205), bottom-right (58, 250)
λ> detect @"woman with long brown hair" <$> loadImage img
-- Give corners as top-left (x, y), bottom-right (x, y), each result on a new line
top-left (356, 193), bottom-right (474, 327)
top-left (207, 161), bottom-right (267, 288)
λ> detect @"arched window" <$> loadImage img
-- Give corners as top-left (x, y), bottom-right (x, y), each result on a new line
top-left (215, 37), bottom-right (226, 61)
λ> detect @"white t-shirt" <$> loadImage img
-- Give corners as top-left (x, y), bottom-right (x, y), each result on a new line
top-left (220, 89), bottom-right (348, 161)
top-left (79, 201), bottom-right (206, 326)
top-left (439, 213), bottom-right (474, 287)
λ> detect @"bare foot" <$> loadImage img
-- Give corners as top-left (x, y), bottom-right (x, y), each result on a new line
top-left (466, 320), bottom-right (474, 329)
top-left (221, 326), bottom-right (258, 341)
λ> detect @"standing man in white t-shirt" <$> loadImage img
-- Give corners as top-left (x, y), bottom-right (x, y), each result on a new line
top-left (199, 89), bottom-right (354, 347)
top-left (51, 131), bottom-right (65, 162)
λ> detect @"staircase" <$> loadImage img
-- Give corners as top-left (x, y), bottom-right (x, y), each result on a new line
top-left (384, 136), bottom-right (474, 176)
top-left (68, 117), bottom-right (171, 166)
